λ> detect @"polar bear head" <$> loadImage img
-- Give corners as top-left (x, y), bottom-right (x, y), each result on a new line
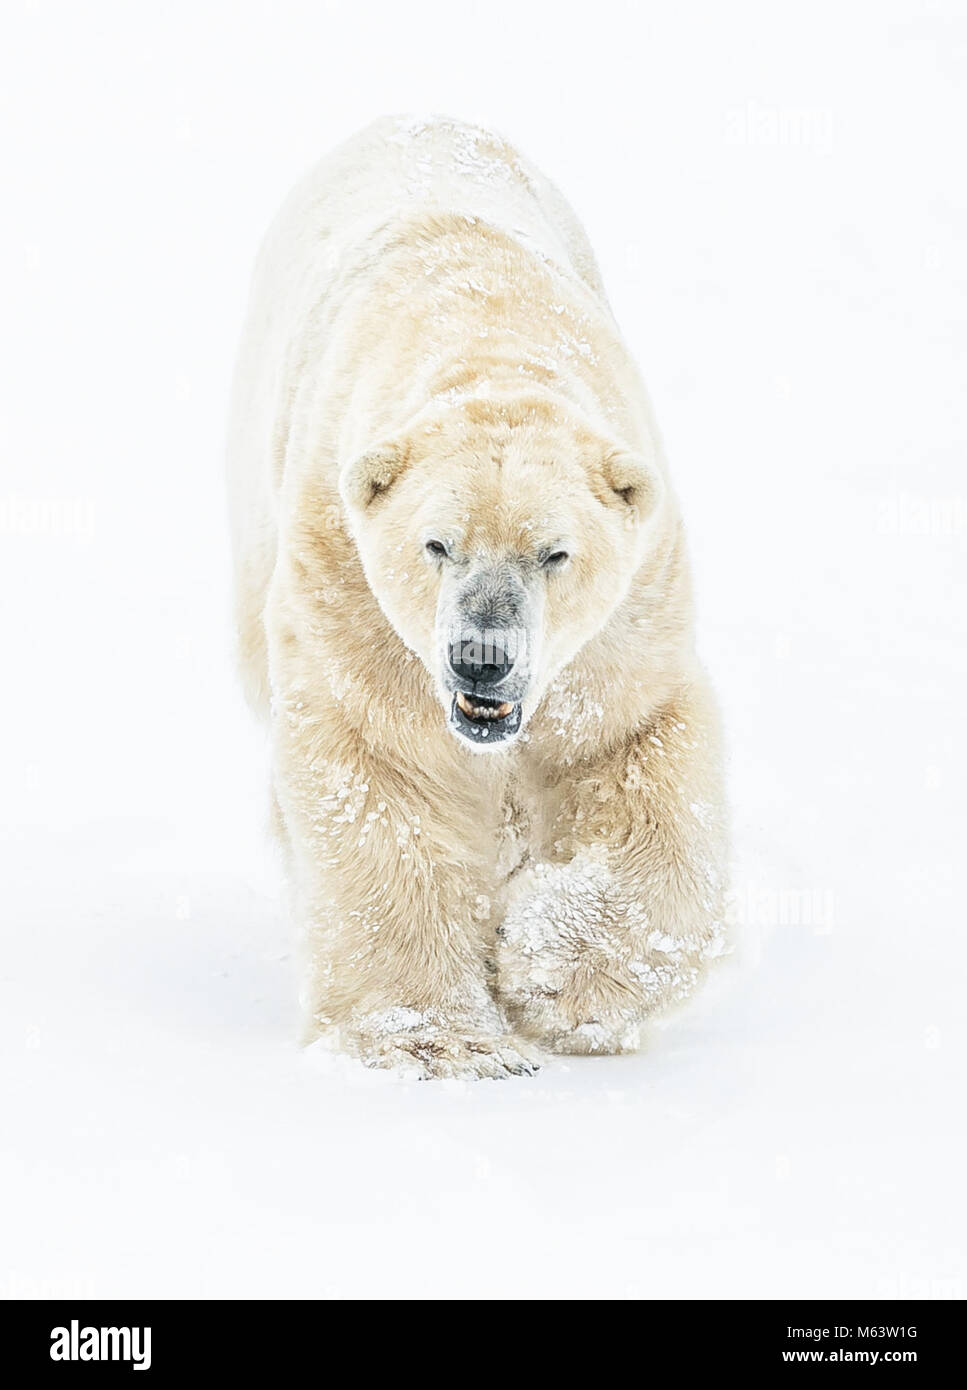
top-left (340, 397), bottom-right (664, 750)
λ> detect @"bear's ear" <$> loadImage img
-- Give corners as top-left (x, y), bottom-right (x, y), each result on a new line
top-left (600, 448), bottom-right (663, 522)
top-left (339, 441), bottom-right (411, 512)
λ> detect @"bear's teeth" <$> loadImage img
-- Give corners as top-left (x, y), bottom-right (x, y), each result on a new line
top-left (456, 692), bottom-right (514, 721)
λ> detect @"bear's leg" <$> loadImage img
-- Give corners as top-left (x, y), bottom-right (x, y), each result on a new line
top-left (275, 710), bottom-right (542, 1080)
top-left (495, 680), bottom-right (728, 1054)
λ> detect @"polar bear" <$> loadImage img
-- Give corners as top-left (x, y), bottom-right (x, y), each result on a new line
top-left (227, 116), bottom-right (727, 1078)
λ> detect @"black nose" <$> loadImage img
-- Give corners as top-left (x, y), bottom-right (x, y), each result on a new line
top-left (448, 635), bottom-right (515, 687)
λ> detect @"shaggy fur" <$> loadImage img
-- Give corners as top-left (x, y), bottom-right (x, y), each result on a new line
top-left (227, 116), bottom-right (727, 1078)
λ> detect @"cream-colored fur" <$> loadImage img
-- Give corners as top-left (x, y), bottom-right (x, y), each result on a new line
top-left (227, 116), bottom-right (727, 1078)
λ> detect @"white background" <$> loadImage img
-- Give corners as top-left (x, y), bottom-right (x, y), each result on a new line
top-left (2, 0), bottom-right (965, 1299)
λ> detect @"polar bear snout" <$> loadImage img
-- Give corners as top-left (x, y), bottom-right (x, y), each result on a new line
top-left (447, 631), bottom-right (517, 687)
top-left (436, 563), bottom-right (540, 748)
top-left (443, 623), bottom-right (530, 748)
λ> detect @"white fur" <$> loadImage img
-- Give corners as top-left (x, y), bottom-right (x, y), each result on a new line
top-left (227, 116), bottom-right (727, 1078)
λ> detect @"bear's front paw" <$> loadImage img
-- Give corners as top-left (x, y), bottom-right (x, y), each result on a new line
top-left (495, 931), bottom-right (646, 1057)
top-left (494, 859), bottom-right (693, 1055)
top-left (325, 1008), bottom-right (544, 1080)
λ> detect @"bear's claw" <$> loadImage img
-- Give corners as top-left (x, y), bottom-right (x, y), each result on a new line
top-left (349, 1028), bottom-right (544, 1080)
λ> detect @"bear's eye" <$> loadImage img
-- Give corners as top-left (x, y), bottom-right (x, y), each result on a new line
top-left (543, 549), bottom-right (570, 568)
top-left (425, 539), bottom-right (448, 560)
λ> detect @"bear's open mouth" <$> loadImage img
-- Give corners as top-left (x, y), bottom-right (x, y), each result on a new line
top-left (450, 691), bottom-right (522, 744)
top-left (456, 691), bottom-right (513, 721)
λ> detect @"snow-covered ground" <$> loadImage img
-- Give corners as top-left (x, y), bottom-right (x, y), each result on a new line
top-left (2, 0), bottom-right (965, 1299)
